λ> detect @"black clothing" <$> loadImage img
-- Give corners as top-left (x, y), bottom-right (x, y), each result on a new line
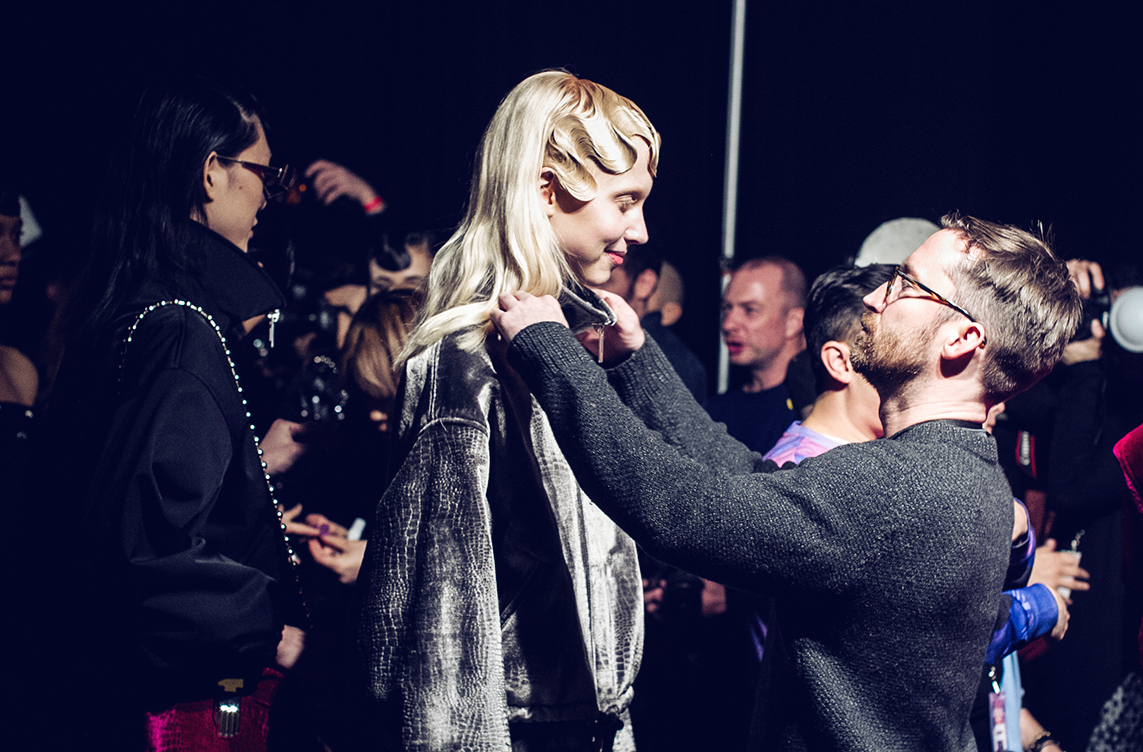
top-left (642, 312), bottom-right (707, 405)
top-left (706, 384), bottom-right (795, 455)
top-left (45, 224), bottom-right (303, 734)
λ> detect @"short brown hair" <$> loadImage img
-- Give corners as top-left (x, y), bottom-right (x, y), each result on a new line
top-left (735, 256), bottom-right (807, 311)
top-left (941, 212), bottom-right (1081, 401)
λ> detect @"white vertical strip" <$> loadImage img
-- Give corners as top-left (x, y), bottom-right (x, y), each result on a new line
top-left (718, 0), bottom-right (747, 395)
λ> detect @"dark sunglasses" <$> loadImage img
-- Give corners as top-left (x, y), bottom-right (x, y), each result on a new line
top-left (215, 156), bottom-right (298, 199)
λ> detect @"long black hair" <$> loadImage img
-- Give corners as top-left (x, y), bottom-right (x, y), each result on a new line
top-left (83, 75), bottom-right (264, 334)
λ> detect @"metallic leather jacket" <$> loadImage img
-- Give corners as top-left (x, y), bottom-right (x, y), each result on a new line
top-left (357, 285), bottom-right (642, 750)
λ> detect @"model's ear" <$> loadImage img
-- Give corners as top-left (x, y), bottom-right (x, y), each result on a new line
top-left (820, 340), bottom-right (853, 385)
top-left (203, 152), bottom-right (227, 202)
top-left (539, 168), bottom-right (558, 217)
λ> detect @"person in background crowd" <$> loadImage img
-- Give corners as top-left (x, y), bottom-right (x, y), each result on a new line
top-left (0, 185), bottom-right (36, 443)
top-left (1015, 259), bottom-right (1143, 752)
top-left (707, 256), bottom-right (807, 454)
top-left (42, 76), bottom-right (311, 750)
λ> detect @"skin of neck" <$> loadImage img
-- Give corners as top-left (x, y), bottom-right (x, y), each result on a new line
top-left (876, 363), bottom-right (990, 437)
top-left (802, 387), bottom-right (882, 443)
top-left (746, 337), bottom-right (804, 393)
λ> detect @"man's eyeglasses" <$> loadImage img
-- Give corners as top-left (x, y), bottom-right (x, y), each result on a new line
top-left (884, 266), bottom-right (979, 323)
top-left (215, 156), bottom-right (298, 199)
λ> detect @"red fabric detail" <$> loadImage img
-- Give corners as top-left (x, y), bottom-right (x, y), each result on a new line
top-left (1114, 423), bottom-right (1143, 513)
top-left (144, 668), bottom-right (283, 752)
top-left (1114, 423), bottom-right (1143, 671)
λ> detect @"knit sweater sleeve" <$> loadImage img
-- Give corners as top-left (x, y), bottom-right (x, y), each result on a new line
top-left (604, 329), bottom-right (769, 475)
top-left (510, 323), bottom-right (863, 593)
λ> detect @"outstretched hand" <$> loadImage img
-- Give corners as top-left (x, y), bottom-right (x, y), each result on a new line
top-left (304, 160), bottom-right (382, 210)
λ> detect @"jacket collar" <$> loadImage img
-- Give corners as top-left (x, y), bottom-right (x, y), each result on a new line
top-left (133, 224), bottom-right (285, 336)
top-left (559, 279), bottom-right (616, 334)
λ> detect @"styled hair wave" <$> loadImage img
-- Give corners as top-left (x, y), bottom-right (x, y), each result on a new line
top-left (400, 70), bottom-right (659, 363)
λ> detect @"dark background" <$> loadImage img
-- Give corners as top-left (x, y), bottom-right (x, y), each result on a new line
top-left (9, 2), bottom-right (1142, 382)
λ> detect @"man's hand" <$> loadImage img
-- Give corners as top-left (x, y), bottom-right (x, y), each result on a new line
top-left (276, 625), bottom-right (306, 670)
top-left (1029, 539), bottom-right (1091, 603)
top-left (1066, 259), bottom-right (1105, 299)
top-left (1049, 587), bottom-right (1070, 641)
top-left (308, 536), bottom-right (366, 585)
top-left (1061, 258), bottom-right (1106, 365)
top-left (577, 289), bottom-right (646, 364)
top-left (643, 577), bottom-right (666, 617)
top-left (700, 579), bottom-right (727, 617)
top-left (304, 160), bottom-right (382, 211)
top-left (489, 292), bottom-right (569, 343)
top-left (261, 419), bottom-right (310, 477)
top-left (1061, 319), bottom-right (1104, 365)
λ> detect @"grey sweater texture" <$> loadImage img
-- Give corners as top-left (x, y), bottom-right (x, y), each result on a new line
top-left (509, 322), bottom-right (1013, 752)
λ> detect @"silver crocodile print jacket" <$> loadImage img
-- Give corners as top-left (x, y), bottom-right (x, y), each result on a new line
top-left (357, 285), bottom-right (643, 751)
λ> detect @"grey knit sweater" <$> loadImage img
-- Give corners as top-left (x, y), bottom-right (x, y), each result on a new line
top-left (509, 323), bottom-right (1012, 752)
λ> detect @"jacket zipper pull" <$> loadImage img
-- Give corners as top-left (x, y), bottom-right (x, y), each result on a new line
top-left (594, 323), bottom-right (605, 364)
top-left (268, 309), bottom-right (280, 349)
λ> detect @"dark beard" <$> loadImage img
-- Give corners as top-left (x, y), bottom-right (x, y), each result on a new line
top-left (851, 311), bottom-right (927, 398)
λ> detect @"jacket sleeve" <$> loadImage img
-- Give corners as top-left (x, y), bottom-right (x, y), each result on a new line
top-left (357, 417), bottom-right (511, 751)
top-left (91, 362), bottom-right (280, 677)
top-left (984, 584), bottom-right (1059, 664)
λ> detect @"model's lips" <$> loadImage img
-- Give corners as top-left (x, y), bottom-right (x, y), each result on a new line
top-left (725, 341), bottom-right (744, 356)
top-left (605, 251), bottom-right (625, 266)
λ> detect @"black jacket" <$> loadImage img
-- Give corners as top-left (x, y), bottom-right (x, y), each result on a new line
top-left (49, 224), bottom-right (303, 703)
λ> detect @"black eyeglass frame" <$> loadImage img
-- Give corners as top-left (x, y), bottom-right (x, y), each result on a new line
top-left (214, 155), bottom-right (297, 199)
top-left (885, 266), bottom-right (980, 324)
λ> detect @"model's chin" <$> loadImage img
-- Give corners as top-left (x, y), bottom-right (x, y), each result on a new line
top-left (579, 262), bottom-right (614, 287)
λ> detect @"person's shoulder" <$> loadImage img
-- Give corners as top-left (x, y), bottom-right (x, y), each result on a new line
top-left (406, 329), bottom-right (496, 382)
top-left (889, 420), bottom-right (997, 463)
top-left (400, 329), bottom-right (502, 428)
top-left (117, 302), bottom-right (238, 394)
top-left (0, 345), bottom-right (38, 405)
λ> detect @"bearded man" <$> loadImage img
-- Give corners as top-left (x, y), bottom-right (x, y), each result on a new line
top-left (489, 213), bottom-right (1081, 752)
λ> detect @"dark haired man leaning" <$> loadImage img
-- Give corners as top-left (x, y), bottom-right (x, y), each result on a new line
top-left (490, 214), bottom-right (1081, 752)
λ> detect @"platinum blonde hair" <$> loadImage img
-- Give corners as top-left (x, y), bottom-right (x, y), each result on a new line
top-left (400, 70), bottom-right (659, 363)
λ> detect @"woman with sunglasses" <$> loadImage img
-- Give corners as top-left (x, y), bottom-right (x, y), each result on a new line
top-left (43, 76), bottom-right (307, 751)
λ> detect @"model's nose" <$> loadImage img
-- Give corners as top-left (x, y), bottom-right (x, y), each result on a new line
top-left (625, 210), bottom-right (648, 246)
